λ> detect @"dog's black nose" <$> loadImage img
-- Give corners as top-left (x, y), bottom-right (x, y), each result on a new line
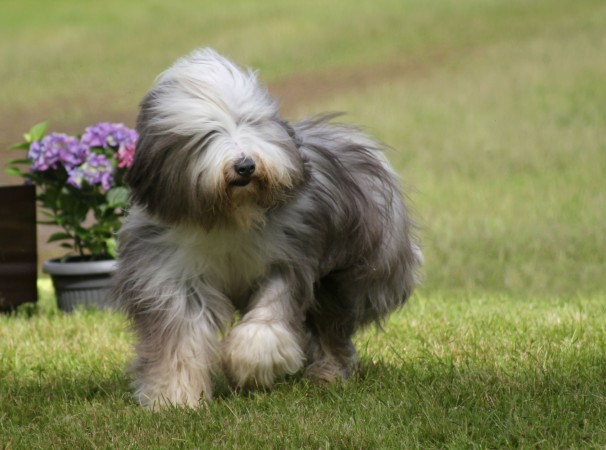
top-left (234, 158), bottom-right (256, 178)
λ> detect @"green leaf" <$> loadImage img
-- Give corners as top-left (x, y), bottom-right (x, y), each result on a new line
top-left (10, 142), bottom-right (31, 150)
top-left (105, 238), bottom-right (118, 258)
top-left (47, 232), bottom-right (72, 243)
top-left (5, 167), bottom-right (23, 177)
top-left (26, 122), bottom-right (48, 142)
top-left (106, 187), bottom-right (129, 207)
top-left (7, 158), bottom-right (32, 165)
top-left (40, 210), bottom-right (58, 219)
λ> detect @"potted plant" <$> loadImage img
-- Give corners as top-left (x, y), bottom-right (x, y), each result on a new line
top-left (7, 122), bottom-right (137, 311)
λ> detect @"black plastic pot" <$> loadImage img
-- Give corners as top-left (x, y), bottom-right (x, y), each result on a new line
top-left (43, 258), bottom-right (116, 312)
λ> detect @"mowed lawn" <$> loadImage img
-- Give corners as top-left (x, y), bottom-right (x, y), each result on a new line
top-left (2, 0), bottom-right (606, 448)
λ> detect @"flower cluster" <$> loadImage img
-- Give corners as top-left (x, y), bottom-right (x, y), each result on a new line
top-left (27, 122), bottom-right (138, 190)
top-left (9, 121), bottom-right (138, 259)
top-left (66, 153), bottom-right (114, 190)
top-left (28, 133), bottom-right (88, 172)
top-left (81, 122), bottom-right (137, 169)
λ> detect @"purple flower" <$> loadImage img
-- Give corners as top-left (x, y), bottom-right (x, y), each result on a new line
top-left (28, 133), bottom-right (88, 172)
top-left (81, 122), bottom-right (138, 150)
top-left (67, 153), bottom-right (114, 190)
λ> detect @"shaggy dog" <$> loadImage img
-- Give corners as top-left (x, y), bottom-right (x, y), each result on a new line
top-left (114, 48), bottom-right (422, 409)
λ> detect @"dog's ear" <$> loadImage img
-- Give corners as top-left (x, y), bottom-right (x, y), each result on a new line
top-left (125, 93), bottom-right (199, 224)
top-left (126, 92), bottom-right (228, 229)
top-left (125, 93), bottom-right (162, 205)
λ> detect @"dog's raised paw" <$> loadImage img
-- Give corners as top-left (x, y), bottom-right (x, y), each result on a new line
top-left (222, 320), bottom-right (304, 389)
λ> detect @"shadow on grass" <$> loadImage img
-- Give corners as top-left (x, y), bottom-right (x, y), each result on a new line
top-left (6, 352), bottom-right (605, 407)
top-left (4, 353), bottom-right (605, 447)
top-left (2, 370), bottom-right (133, 422)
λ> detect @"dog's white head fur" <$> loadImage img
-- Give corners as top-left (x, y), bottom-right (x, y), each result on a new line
top-left (127, 49), bottom-right (305, 229)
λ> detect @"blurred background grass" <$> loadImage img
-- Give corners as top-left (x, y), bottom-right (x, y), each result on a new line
top-left (1, 0), bottom-right (605, 298)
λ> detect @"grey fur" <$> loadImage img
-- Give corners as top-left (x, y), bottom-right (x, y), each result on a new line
top-left (113, 48), bottom-right (422, 408)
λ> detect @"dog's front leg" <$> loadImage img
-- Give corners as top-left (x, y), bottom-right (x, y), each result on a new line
top-left (222, 274), bottom-right (305, 389)
top-left (132, 309), bottom-right (220, 410)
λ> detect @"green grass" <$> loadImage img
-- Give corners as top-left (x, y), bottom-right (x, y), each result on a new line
top-left (2, 0), bottom-right (606, 447)
top-left (2, 282), bottom-right (605, 448)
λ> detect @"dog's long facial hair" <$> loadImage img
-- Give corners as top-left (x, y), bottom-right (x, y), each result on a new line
top-left (113, 49), bottom-right (422, 409)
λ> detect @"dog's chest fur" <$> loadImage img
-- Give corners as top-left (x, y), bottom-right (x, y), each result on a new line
top-left (171, 226), bottom-right (268, 306)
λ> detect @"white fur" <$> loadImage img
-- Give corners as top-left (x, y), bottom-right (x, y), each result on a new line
top-left (150, 49), bottom-right (278, 137)
top-left (222, 276), bottom-right (305, 388)
top-left (133, 317), bottom-right (219, 410)
top-left (222, 320), bottom-right (305, 388)
top-left (167, 222), bottom-right (269, 300)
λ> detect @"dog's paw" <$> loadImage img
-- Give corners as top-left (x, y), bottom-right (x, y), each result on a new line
top-left (134, 381), bottom-right (204, 410)
top-left (222, 320), bottom-right (304, 389)
top-left (132, 356), bottom-right (213, 410)
top-left (305, 358), bottom-right (355, 384)
top-left (304, 338), bottom-right (359, 384)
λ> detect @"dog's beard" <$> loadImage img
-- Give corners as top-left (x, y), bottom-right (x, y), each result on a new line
top-left (221, 173), bottom-right (273, 230)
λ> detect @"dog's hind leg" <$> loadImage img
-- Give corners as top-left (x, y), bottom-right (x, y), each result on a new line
top-left (222, 273), bottom-right (306, 389)
top-left (303, 277), bottom-right (360, 382)
top-left (304, 325), bottom-right (358, 383)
